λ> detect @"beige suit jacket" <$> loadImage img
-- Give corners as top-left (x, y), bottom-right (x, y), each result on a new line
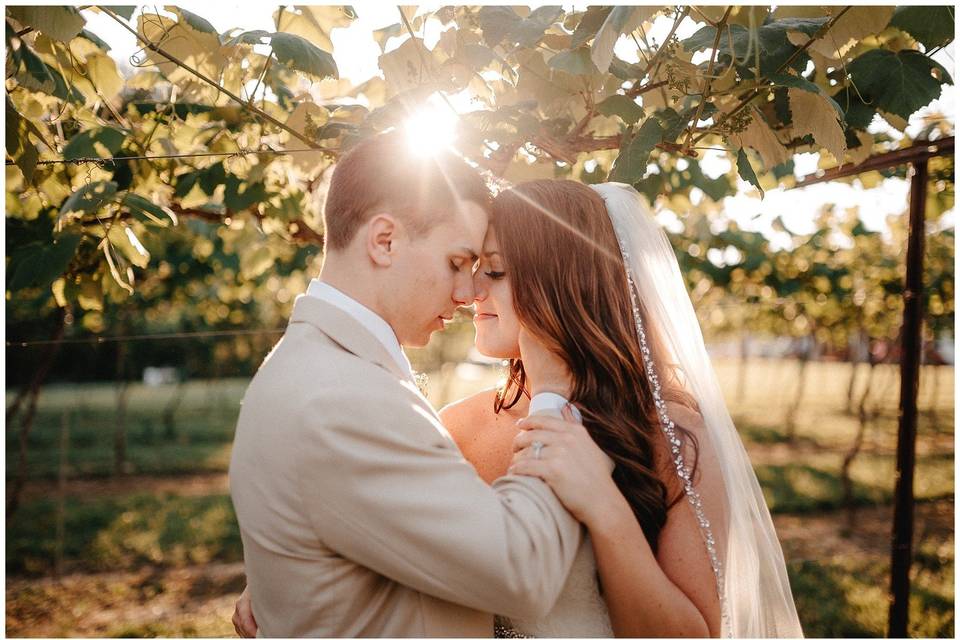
top-left (229, 295), bottom-right (582, 637)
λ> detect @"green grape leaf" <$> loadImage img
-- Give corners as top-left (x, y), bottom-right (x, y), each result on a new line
top-left (889, 6), bottom-right (955, 49)
top-left (597, 94), bottom-right (644, 125)
top-left (548, 47), bottom-right (597, 76)
top-left (847, 49), bottom-right (953, 120)
top-left (270, 32), bottom-right (339, 81)
top-left (7, 6), bottom-right (84, 42)
top-left (736, 148), bottom-right (764, 197)
top-left (59, 181), bottom-right (119, 218)
top-left (62, 127), bottom-right (127, 161)
top-left (609, 117), bottom-right (664, 184)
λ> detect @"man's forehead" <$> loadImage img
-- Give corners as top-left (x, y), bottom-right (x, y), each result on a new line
top-left (446, 200), bottom-right (488, 255)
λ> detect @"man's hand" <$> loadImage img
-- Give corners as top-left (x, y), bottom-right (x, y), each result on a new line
top-left (232, 586), bottom-right (258, 638)
top-left (518, 327), bottom-right (572, 397)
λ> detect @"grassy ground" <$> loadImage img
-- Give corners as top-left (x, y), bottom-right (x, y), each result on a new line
top-left (5, 358), bottom-right (954, 637)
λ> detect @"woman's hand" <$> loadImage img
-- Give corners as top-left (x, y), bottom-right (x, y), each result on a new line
top-left (232, 585), bottom-right (258, 638)
top-left (510, 406), bottom-right (625, 528)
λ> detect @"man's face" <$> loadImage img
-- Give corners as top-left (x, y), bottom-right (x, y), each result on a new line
top-left (385, 201), bottom-right (488, 347)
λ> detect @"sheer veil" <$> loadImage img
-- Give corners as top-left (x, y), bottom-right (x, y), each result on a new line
top-left (590, 182), bottom-right (803, 638)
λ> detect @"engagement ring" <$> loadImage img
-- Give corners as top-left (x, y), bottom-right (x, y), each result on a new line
top-left (532, 440), bottom-right (544, 460)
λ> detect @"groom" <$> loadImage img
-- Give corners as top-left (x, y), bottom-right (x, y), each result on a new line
top-left (229, 131), bottom-right (582, 637)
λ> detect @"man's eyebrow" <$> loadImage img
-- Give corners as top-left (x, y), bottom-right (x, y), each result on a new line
top-left (454, 247), bottom-right (479, 261)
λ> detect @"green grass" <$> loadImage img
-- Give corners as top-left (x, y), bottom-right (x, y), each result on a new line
top-left (754, 452), bottom-right (955, 513)
top-left (789, 539), bottom-right (955, 637)
top-left (6, 380), bottom-right (245, 479)
top-left (6, 493), bottom-right (241, 577)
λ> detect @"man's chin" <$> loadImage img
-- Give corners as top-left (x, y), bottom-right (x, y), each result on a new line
top-left (405, 330), bottom-right (434, 348)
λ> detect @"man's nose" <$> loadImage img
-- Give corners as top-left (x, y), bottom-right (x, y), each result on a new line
top-left (453, 273), bottom-right (476, 306)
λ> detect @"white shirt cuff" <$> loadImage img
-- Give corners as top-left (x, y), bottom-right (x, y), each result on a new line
top-left (528, 392), bottom-right (583, 422)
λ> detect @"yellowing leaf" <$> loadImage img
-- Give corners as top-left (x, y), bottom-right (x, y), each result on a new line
top-left (379, 37), bottom-right (439, 93)
top-left (771, 6), bottom-right (823, 20)
top-left (51, 277), bottom-right (68, 307)
top-left (7, 6), bottom-right (84, 43)
top-left (879, 110), bottom-right (910, 132)
top-left (515, 49), bottom-right (572, 109)
top-left (731, 109), bottom-right (791, 169)
top-left (127, 70), bottom-right (164, 91)
top-left (787, 88), bottom-right (847, 164)
top-left (591, 6), bottom-right (663, 73)
top-left (108, 223), bottom-right (150, 268)
top-left (138, 14), bottom-right (225, 85)
top-left (351, 76), bottom-right (389, 108)
top-left (728, 6), bottom-right (770, 28)
top-left (823, 6), bottom-right (895, 55)
top-left (315, 78), bottom-right (356, 100)
top-left (275, 5), bottom-right (355, 52)
top-left (86, 53), bottom-right (124, 102)
top-left (787, 6), bottom-right (895, 59)
top-left (78, 275), bottom-right (104, 311)
top-left (284, 102), bottom-right (328, 174)
top-left (847, 129), bottom-right (874, 165)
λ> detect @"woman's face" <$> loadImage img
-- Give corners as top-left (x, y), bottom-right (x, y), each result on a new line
top-left (472, 228), bottom-right (522, 359)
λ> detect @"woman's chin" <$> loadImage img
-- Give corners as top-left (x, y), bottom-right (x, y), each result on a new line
top-left (474, 337), bottom-right (521, 360)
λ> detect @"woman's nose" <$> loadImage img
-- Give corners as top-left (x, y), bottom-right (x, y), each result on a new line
top-left (472, 273), bottom-right (488, 302)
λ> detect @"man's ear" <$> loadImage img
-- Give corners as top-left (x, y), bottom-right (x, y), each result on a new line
top-left (366, 213), bottom-right (398, 267)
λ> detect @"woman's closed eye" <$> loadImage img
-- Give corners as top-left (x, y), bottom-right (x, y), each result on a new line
top-left (485, 270), bottom-right (506, 280)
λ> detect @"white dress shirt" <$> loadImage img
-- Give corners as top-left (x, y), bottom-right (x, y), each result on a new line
top-left (306, 280), bottom-right (415, 381)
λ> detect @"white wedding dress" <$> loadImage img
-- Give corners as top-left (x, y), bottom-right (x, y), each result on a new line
top-left (495, 535), bottom-right (613, 638)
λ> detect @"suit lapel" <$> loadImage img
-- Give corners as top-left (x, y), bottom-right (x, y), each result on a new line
top-left (289, 294), bottom-right (411, 382)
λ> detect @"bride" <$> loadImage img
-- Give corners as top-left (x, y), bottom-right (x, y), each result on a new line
top-left (234, 179), bottom-right (802, 637)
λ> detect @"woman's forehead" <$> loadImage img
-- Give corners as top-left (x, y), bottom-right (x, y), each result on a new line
top-left (482, 228), bottom-right (500, 253)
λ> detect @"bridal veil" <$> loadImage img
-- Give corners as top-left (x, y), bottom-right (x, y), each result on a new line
top-left (590, 182), bottom-right (803, 638)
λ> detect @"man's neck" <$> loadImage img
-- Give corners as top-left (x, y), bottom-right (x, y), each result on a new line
top-left (317, 263), bottom-right (392, 334)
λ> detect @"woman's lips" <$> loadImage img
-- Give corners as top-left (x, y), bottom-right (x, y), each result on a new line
top-left (474, 312), bottom-right (498, 321)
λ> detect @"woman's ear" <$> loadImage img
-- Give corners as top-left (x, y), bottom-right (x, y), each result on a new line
top-left (366, 213), bottom-right (397, 267)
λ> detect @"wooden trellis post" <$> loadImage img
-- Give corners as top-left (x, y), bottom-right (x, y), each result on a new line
top-left (793, 136), bottom-right (953, 638)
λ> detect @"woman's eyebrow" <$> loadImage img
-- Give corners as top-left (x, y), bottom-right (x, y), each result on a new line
top-left (482, 251), bottom-right (501, 258)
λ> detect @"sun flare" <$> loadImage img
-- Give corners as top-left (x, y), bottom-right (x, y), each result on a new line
top-left (404, 102), bottom-right (458, 156)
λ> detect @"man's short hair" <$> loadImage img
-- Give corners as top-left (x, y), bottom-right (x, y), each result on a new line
top-left (323, 131), bottom-right (491, 251)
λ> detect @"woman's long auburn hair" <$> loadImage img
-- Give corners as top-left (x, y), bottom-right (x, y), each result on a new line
top-left (492, 179), bottom-right (700, 551)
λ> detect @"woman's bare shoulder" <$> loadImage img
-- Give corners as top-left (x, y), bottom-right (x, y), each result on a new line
top-left (438, 388), bottom-right (500, 429)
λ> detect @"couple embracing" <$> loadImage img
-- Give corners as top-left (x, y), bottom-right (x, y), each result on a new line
top-left (228, 131), bottom-right (802, 638)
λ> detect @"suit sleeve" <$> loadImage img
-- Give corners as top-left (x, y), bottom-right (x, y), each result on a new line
top-left (293, 386), bottom-right (582, 620)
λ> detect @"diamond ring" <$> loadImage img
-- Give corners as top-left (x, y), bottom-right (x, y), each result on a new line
top-left (532, 440), bottom-right (544, 460)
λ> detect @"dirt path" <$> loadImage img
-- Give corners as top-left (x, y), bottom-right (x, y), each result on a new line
top-left (775, 499), bottom-right (954, 564)
top-left (6, 562), bottom-right (244, 637)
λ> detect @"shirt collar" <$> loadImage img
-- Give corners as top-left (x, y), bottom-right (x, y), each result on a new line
top-left (305, 280), bottom-right (414, 380)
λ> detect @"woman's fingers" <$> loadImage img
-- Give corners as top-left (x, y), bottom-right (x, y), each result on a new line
top-left (508, 456), bottom-right (552, 480)
top-left (517, 413), bottom-right (576, 432)
top-left (512, 428), bottom-right (559, 452)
